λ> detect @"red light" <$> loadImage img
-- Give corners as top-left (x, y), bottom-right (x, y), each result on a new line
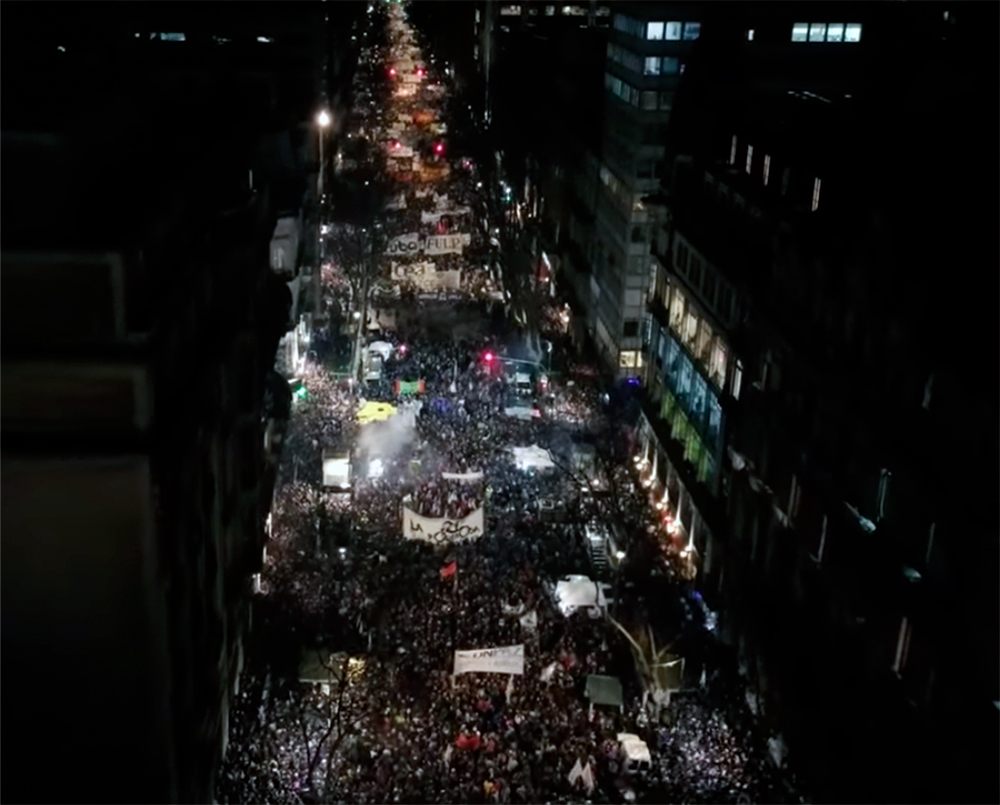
top-left (417, 68), bottom-right (425, 77)
top-left (434, 143), bottom-right (444, 154)
top-left (399, 344), bottom-right (407, 354)
top-left (389, 68), bottom-right (397, 77)
top-left (484, 352), bottom-right (494, 362)
top-left (393, 141), bottom-right (400, 149)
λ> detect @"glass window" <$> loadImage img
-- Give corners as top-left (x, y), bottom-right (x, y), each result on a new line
top-left (826, 23), bottom-right (844, 42)
top-left (665, 21), bottom-right (682, 40)
top-left (647, 21), bottom-right (664, 40)
top-left (697, 319), bottom-right (713, 363)
top-left (677, 354), bottom-right (693, 401)
top-left (689, 256), bottom-right (703, 290)
top-left (658, 326), bottom-right (670, 363)
top-left (665, 335), bottom-right (680, 376)
top-left (630, 86), bottom-right (640, 107)
top-left (661, 56), bottom-right (679, 75)
top-left (845, 23), bottom-right (862, 42)
top-left (710, 339), bottom-right (727, 388)
top-left (546, 5), bottom-right (555, 15)
top-left (732, 358), bottom-right (743, 400)
top-left (745, 144), bottom-right (754, 174)
top-left (644, 56), bottom-right (661, 75)
top-left (683, 22), bottom-right (701, 40)
top-left (703, 270), bottom-right (717, 308)
top-left (763, 154), bottom-right (771, 185)
top-left (619, 350), bottom-right (638, 368)
top-left (660, 388), bottom-right (674, 420)
top-left (791, 22), bottom-right (808, 42)
top-left (641, 91), bottom-right (658, 110)
top-left (707, 394), bottom-right (722, 446)
top-left (684, 310), bottom-right (699, 348)
top-left (658, 92), bottom-right (674, 111)
top-left (669, 292), bottom-right (684, 331)
top-left (808, 23), bottom-right (826, 42)
top-left (690, 374), bottom-right (708, 432)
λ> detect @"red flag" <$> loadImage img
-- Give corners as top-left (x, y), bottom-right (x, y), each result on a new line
top-left (440, 561), bottom-right (457, 579)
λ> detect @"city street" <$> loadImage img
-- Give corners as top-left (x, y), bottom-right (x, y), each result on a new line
top-left (218, 5), bottom-right (797, 804)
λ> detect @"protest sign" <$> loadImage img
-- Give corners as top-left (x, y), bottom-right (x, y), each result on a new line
top-left (402, 507), bottom-right (484, 544)
top-left (453, 644), bottom-right (525, 676)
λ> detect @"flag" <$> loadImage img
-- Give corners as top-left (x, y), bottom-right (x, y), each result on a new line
top-left (581, 762), bottom-right (595, 794)
top-left (440, 561), bottom-right (457, 579)
top-left (541, 661), bottom-right (558, 682)
top-left (567, 759), bottom-right (584, 787)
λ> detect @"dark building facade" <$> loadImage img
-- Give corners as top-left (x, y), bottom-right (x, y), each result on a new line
top-left (634, 4), bottom-right (998, 802)
top-left (0, 3), bottom-right (359, 801)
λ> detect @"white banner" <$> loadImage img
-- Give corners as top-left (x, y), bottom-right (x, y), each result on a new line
top-left (441, 471), bottom-right (485, 482)
top-left (387, 233), bottom-right (421, 257)
top-left (453, 644), bottom-right (525, 676)
top-left (424, 234), bottom-right (471, 256)
top-left (421, 208), bottom-right (472, 224)
top-left (402, 507), bottom-right (484, 544)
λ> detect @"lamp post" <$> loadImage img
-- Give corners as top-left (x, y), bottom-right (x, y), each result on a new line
top-left (317, 110), bottom-right (331, 201)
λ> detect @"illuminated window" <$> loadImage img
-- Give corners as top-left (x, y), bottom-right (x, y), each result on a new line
top-left (747, 28), bottom-right (754, 41)
top-left (745, 144), bottom-right (754, 174)
top-left (811, 177), bottom-right (822, 211)
top-left (500, 5), bottom-right (522, 16)
top-left (160, 32), bottom-right (187, 41)
top-left (710, 340), bottom-right (727, 388)
top-left (647, 21), bottom-right (664, 40)
top-left (791, 22), bottom-right (808, 42)
top-left (808, 23), bottom-right (826, 42)
top-left (664, 21), bottom-right (682, 40)
top-left (845, 23), bottom-right (862, 42)
top-left (682, 22), bottom-right (701, 40)
top-left (826, 23), bottom-right (844, 42)
top-left (729, 135), bottom-right (737, 165)
top-left (662, 56), bottom-right (679, 75)
top-left (697, 320), bottom-right (713, 364)
top-left (763, 154), bottom-right (771, 185)
top-left (669, 290), bottom-right (685, 330)
top-left (732, 359), bottom-right (743, 400)
top-left (256, 36), bottom-right (274, 43)
top-left (545, 5), bottom-right (554, 15)
top-left (644, 56), bottom-right (661, 75)
top-left (619, 350), bottom-right (639, 368)
top-left (683, 310), bottom-right (698, 348)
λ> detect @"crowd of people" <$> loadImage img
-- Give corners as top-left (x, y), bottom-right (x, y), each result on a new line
top-left (218, 5), bottom-right (800, 804)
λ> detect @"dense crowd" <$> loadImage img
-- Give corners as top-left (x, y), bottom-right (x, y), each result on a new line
top-left (218, 5), bottom-right (798, 804)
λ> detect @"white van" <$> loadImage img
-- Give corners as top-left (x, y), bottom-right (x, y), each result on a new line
top-left (616, 733), bottom-right (652, 775)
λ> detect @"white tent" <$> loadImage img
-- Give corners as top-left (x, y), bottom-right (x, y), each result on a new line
top-left (511, 445), bottom-right (555, 471)
top-left (555, 576), bottom-right (609, 616)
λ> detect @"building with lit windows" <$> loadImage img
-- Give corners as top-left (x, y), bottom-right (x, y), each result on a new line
top-left (635, 4), bottom-right (999, 802)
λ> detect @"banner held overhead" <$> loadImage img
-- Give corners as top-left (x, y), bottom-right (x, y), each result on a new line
top-left (453, 644), bottom-right (525, 676)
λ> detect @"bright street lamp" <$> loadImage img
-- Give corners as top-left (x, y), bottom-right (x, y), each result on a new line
top-left (317, 110), bottom-right (331, 199)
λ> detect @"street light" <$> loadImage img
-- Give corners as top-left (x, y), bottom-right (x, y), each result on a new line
top-left (317, 110), bottom-right (331, 199)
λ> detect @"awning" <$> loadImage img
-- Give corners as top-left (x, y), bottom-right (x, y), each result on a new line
top-left (586, 675), bottom-right (623, 709)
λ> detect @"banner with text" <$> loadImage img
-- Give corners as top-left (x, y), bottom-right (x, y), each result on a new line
top-left (402, 507), bottom-right (484, 544)
top-left (453, 644), bottom-right (525, 676)
top-left (424, 234), bottom-right (472, 256)
top-left (387, 233), bottom-right (421, 257)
